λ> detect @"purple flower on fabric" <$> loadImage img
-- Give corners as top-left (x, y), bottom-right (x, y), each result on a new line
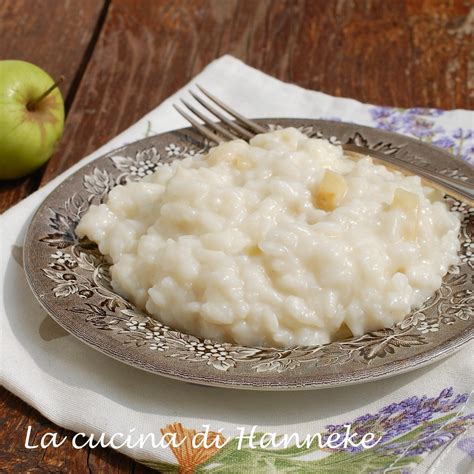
top-left (453, 393), bottom-right (469, 404)
top-left (368, 106), bottom-right (474, 164)
top-left (370, 107), bottom-right (393, 120)
top-left (457, 437), bottom-right (474, 458)
top-left (433, 137), bottom-right (456, 149)
top-left (453, 128), bottom-right (472, 140)
top-left (323, 387), bottom-right (473, 456)
top-left (439, 387), bottom-right (453, 398)
top-left (463, 144), bottom-right (474, 158)
top-left (407, 107), bottom-right (444, 117)
top-left (369, 107), bottom-right (440, 138)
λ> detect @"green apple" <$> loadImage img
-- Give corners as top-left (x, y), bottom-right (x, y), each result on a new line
top-left (0, 60), bottom-right (65, 180)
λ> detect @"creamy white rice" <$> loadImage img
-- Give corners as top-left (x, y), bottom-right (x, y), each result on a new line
top-left (76, 128), bottom-right (460, 347)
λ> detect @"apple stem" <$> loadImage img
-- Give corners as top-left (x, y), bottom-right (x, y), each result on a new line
top-left (27, 75), bottom-right (65, 111)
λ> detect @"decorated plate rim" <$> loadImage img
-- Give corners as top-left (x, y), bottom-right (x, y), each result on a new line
top-left (23, 119), bottom-right (474, 390)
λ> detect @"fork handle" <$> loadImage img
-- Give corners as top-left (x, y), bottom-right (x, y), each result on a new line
top-left (343, 144), bottom-right (474, 205)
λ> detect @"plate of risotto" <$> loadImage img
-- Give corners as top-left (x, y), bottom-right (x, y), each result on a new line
top-left (24, 119), bottom-right (474, 390)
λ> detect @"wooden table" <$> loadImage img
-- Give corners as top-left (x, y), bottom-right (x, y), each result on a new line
top-left (1, 0), bottom-right (472, 471)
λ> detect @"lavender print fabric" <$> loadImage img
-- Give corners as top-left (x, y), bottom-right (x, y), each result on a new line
top-left (368, 106), bottom-right (474, 165)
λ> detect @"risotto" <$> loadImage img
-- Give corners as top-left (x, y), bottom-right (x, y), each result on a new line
top-left (76, 128), bottom-right (460, 348)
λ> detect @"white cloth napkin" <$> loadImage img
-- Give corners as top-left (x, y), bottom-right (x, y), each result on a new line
top-left (1, 56), bottom-right (473, 473)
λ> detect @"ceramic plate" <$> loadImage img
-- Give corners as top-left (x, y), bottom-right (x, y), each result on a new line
top-left (24, 119), bottom-right (474, 390)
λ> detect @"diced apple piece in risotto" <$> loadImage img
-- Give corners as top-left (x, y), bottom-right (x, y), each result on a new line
top-left (315, 170), bottom-right (348, 211)
top-left (389, 188), bottom-right (420, 240)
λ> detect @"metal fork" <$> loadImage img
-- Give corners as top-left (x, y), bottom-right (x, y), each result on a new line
top-left (173, 86), bottom-right (474, 203)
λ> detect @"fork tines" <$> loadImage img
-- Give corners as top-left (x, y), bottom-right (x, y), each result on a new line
top-left (173, 85), bottom-right (267, 143)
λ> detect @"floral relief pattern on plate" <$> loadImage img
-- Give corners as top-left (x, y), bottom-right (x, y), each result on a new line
top-left (25, 119), bottom-right (474, 389)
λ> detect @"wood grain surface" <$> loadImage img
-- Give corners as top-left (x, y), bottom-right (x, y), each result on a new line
top-left (1, 0), bottom-right (473, 472)
top-left (0, 0), bottom-right (108, 213)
